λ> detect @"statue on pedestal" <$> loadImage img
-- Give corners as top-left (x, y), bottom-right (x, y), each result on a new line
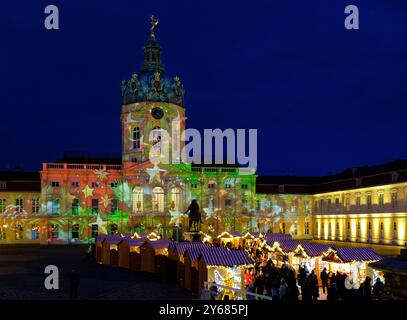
top-left (185, 199), bottom-right (202, 232)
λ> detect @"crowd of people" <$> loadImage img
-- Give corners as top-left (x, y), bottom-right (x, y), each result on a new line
top-left (238, 240), bottom-right (385, 302)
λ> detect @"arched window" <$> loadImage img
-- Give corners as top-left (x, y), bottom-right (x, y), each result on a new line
top-left (152, 187), bottom-right (164, 212)
top-left (133, 187), bottom-right (143, 213)
top-left (170, 187), bottom-right (181, 212)
top-left (133, 127), bottom-right (140, 149)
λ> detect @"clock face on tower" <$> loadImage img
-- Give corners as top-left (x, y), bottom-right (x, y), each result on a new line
top-left (151, 107), bottom-right (164, 120)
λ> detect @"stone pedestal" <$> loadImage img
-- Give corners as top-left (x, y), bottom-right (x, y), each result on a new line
top-left (184, 232), bottom-right (201, 242)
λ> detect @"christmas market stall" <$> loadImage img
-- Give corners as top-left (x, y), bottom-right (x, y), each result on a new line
top-left (197, 247), bottom-right (253, 298)
top-left (140, 239), bottom-right (171, 274)
top-left (292, 242), bottom-right (333, 280)
top-left (139, 232), bottom-right (161, 240)
top-left (261, 239), bottom-right (299, 267)
top-left (264, 233), bottom-right (292, 242)
top-left (217, 231), bottom-right (241, 248)
top-left (321, 247), bottom-right (382, 287)
top-left (101, 235), bottom-right (123, 267)
top-left (96, 234), bottom-right (109, 263)
top-left (168, 242), bottom-right (211, 284)
top-left (183, 247), bottom-right (207, 293)
top-left (117, 237), bottom-right (147, 269)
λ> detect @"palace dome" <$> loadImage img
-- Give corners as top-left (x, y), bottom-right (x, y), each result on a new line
top-left (121, 20), bottom-right (185, 107)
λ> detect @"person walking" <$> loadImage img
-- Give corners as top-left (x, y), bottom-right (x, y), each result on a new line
top-left (69, 269), bottom-right (79, 300)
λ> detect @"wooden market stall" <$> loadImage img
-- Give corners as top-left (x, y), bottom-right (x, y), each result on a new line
top-left (168, 242), bottom-right (211, 284)
top-left (217, 231), bottom-right (241, 248)
top-left (197, 247), bottom-right (253, 298)
top-left (140, 239), bottom-right (171, 273)
top-left (261, 239), bottom-right (299, 267)
top-left (95, 234), bottom-right (109, 263)
top-left (321, 247), bottom-right (381, 287)
top-left (183, 246), bottom-right (211, 293)
top-left (100, 235), bottom-right (123, 267)
top-left (117, 237), bottom-right (147, 269)
top-left (292, 242), bottom-right (333, 283)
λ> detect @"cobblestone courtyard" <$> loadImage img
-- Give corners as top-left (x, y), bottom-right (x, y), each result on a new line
top-left (0, 245), bottom-right (193, 300)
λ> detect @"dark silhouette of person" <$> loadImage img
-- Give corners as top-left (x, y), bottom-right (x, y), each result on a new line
top-left (320, 267), bottom-right (328, 294)
top-left (70, 269), bottom-right (79, 299)
top-left (185, 199), bottom-right (201, 231)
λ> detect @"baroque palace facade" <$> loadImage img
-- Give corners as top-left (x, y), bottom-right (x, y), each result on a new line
top-left (0, 23), bottom-right (406, 247)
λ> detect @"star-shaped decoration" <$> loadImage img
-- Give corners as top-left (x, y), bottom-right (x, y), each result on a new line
top-left (82, 185), bottom-right (94, 198)
top-left (99, 194), bottom-right (111, 208)
top-left (89, 213), bottom-right (108, 235)
top-left (94, 169), bottom-right (109, 181)
top-left (146, 164), bottom-right (166, 184)
top-left (169, 210), bottom-right (187, 226)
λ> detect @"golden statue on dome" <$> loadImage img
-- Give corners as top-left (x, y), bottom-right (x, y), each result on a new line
top-left (150, 15), bottom-right (158, 38)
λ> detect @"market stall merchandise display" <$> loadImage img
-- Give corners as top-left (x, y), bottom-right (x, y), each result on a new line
top-left (321, 247), bottom-right (381, 288)
top-left (197, 247), bottom-right (253, 298)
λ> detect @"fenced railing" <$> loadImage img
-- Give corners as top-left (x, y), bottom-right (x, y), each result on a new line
top-left (202, 281), bottom-right (273, 301)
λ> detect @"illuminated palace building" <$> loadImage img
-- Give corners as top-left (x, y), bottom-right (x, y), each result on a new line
top-left (0, 24), bottom-right (406, 248)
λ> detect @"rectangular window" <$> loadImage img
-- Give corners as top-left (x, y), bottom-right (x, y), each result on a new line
top-left (0, 182), bottom-right (6, 190)
top-left (15, 198), bottom-right (23, 213)
top-left (335, 198), bottom-right (340, 211)
top-left (379, 222), bottom-right (384, 240)
top-left (379, 193), bottom-right (384, 208)
top-left (111, 199), bottom-right (118, 214)
top-left (52, 199), bottom-right (60, 214)
top-left (366, 194), bottom-right (372, 210)
top-left (305, 222), bottom-right (310, 235)
top-left (51, 181), bottom-right (60, 188)
top-left (48, 224), bottom-right (59, 239)
top-left (281, 222), bottom-right (286, 234)
top-left (31, 199), bottom-right (40, 214)
top-left (31, 224), bottom-right (39, 240)
top-left (91, 224), bottom-right (98, 238)
top-left (319, 199), bottom-right (324, 212)
top-left (72, 199), bottom-right (79, 215)
top-left (91, 182), bottom-right (100, 189)
top-left (314, 200), bottom-right (318, 212)
top-left (0, 199), bottom-right (6, 213)
top-left (393, 221), bottom-right (398, 239)
top-left (327, 199), bottom-right (331, 212)
top-left (356, 196), bottom-right (361, 209)
top-left (71, 181), bottom-right (80, 188)
top-left (225, 199), bottom-right (232, 208)
top-left (224, 184), bottom-right (232, 189)
top-left (241, 184), bottom-right (248, 190)
top-left (91, 198), bottom-right (99, 214)
top-left (256, 200), bottom-right (260, 211)
top-left (345, 196), bottom-right (350, 211)
top-left (71, 224), bottom-right (79, 239)
top-left (208, 183), bottom-right (216, 189)
top-left (191, 183), bottom-right (198, 189)
top-left (0, 227), bottom-right (6, 240)
top-left (392, 192), bottom-right (398, 209)
top-left (15, 224), bottom-right (23, 240)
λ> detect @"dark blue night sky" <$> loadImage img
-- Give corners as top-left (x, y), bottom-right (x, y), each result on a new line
top-left (1, 0), bottom-right (406, 176)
